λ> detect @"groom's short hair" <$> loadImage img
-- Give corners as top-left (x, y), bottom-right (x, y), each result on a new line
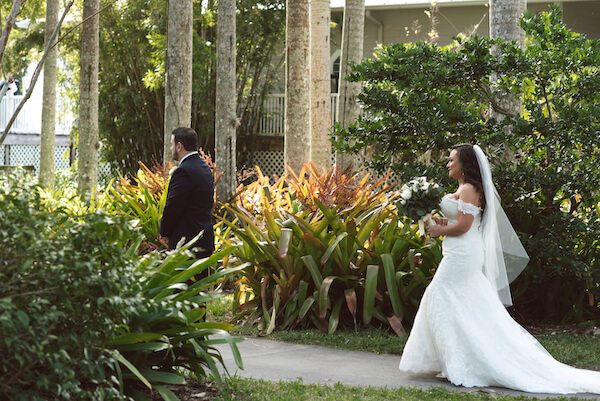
top-left (172, 127), bottom-right (198, 152)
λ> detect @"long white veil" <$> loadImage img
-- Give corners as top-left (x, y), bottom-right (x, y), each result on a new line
top-left (473, 145), bottom-right (529, 306)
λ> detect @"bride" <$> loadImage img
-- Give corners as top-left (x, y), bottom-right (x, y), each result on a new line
top-left (399, 144), bottom-right (600, 394)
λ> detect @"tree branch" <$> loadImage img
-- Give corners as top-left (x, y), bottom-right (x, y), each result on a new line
top-left (0, 0), bottom-right (74, 147)
top-left (0, 0), bottom-right (26, 67)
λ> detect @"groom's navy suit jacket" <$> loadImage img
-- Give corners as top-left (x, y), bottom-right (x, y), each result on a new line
top-left (160, 153), bottom-right (214, 258)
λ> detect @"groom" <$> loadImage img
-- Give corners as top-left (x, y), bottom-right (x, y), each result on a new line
top-left (160, 127), bottom-right (214, 262)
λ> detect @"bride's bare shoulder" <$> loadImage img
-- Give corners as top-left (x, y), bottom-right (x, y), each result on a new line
top-left (457, 183), bottom-right (481, 207)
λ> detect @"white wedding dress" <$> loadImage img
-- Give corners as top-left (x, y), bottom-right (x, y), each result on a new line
top-left (399, 195), bottom-right (600, 394)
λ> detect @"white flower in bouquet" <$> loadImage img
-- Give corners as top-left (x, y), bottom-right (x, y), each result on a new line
top-left (397, 176), bottom-right (444, 237)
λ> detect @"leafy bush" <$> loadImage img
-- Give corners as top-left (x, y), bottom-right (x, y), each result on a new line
top-left (332, 7), bottom-right (600, 323)
top-left (0, 179), bottom-right (142, 400)
top-left (0, 177), bottom-right (243, 401)
top-left (218, 164), bottom-right (442, 335)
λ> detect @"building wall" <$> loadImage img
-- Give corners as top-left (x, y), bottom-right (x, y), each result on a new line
top-left (332, 1), bottom-right (600, 59)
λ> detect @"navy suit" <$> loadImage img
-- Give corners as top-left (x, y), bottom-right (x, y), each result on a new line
top-left (160, 153), bottom-right (214, 258)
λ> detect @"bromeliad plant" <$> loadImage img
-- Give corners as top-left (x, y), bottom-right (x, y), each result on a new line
top-left (217, 163), bottom-right (442, 336)
top-left (107, 238), bottom-right (246, 400)
top-left (108, 162), bottom-right (170, 251)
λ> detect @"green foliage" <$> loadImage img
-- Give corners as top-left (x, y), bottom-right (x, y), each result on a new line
top-left (218, 164), bottom-right (442, 335)
top-left (332, 35), bottom-right (501, 178)
top-left (332, 7), bottom-right (600, 323)
top-left (235, 0), bottom-right (286, 169)
top-left (108, 240), bottom-right (245, 400)
top-left (95, 0), bottom-right (285, 175)
top-left (108, 162), bottom-right (171, 251)
top-left (0, 176), bottom-right (243, 400)
top-left (0, 179), bottom-right (143, 400)
top-left (98, 0), bottom-right (166, 174)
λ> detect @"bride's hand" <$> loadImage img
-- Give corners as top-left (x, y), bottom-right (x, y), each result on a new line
top-left (432, 216), bottom-right (448, 226)
top-left (427, 222), bottom-right (443, 237)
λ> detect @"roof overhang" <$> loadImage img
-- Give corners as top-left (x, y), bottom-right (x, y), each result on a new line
top-left (331, 0), bottom-right (597, 11)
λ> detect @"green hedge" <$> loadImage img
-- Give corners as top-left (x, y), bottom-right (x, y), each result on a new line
top-left (0, 180), bottom-right (143, 400)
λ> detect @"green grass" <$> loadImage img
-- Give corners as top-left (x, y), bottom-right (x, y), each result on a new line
top-left (537, 334), bottom-right (600, 370)
top-left (266, 326), bottom-right (407, 355)
top-left (215, 377), bottom-right (596, 401)
top-left (207, 293), bottom-right (235, 322)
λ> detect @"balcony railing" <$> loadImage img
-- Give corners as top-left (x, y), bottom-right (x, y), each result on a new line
top-left (0, 94), bottom-right (73, 136)
top-left (259, 93), bottom-right (339, 135)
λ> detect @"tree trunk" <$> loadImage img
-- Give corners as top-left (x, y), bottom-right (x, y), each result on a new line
top-left (310, 0), bottom-right (331, 173)
top-left (489, 0), bottom-right (525, 118)
top-left (163, 0), bottom-right (193, 164)
top-left (335, 0), bottom-right (364, 171)
top-left (284, 0), bottom-right (310, 173)
top-left (215, 0), bottom-right (236, 202)
top-left (40, 0), bottom-right (59, 189)
top-left (78, 0), bottom-right (99, 193)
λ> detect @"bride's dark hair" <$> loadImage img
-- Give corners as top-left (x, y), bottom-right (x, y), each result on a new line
top-left (452, 143), bottom-right (486, 211)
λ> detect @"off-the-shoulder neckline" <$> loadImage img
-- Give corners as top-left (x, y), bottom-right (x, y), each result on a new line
top-left (444, 194), bottom-right (482, 211)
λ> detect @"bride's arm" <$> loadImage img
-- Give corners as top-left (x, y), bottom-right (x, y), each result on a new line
top-left (427, 185), bottom-right (479, 237)
top-left (427, 212), bottom-right (474, 237)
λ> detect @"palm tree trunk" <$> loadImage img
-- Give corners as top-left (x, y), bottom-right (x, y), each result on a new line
top-left (163, 0), bottom-right (193, 164)
top-left (335, 0), bottom-right (364, 171)
top-left (284, 0), bottom-right (310, 173)
top-left (310, 0), bottom-right (331, 173)
top-left (78, 0), bottom-right (100, 193)
top-left (40, 0), bottom-right (60, 189)
top-left (215, 0), bottom-right (236, 201)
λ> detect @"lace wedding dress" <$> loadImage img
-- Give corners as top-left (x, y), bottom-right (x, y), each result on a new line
top-left (399, 195), bottom-right (600, 394)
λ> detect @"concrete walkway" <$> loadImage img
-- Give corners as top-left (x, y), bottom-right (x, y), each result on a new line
top-left (213, 337), bottom-right (600, 400)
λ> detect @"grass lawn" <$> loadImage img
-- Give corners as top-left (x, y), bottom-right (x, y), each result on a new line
top-left (216, 377), bottom-right (597, 401)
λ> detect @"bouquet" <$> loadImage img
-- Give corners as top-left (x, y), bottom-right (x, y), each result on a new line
top-left (396, 177), bottom-right (444, 237)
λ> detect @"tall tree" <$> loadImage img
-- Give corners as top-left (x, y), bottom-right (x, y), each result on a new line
top-left (215, 0), bottom-right (236, 201)
top-left (284, 0), bottom-right (310, 172)
top-left (163, 0), bottom-right (193, 164)
top-left (39, 0), bottom-right (59, 189)
top-left (310, 0), bottom-right (331, 172)
top-left (489, 0), bottom-right (525, 118)
top-left (335, 0), bottom-right (364, 171)
top-left (78, 0), bottom-right (100, 193)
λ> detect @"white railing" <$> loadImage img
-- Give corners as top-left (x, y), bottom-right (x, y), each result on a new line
top-left (0, 95), bottom-right (73, 136)
top-left (260, 93), bottom-right (339, 135)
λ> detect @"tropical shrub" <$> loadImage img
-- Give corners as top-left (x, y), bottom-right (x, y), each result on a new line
top-left (108, 162), bottom-right (171, 252)
top-left (218, 164), bottom-right (442, 335)
top-left (0, 179), bottom-right (142, 400)
top-left (331, 7), bottom-right (600, 323)
top-left (0, 177), bottom-right (243, 401)
top-left (108, 239), bottom-right (246, 401)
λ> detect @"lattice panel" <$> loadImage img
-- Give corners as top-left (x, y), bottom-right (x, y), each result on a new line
top-left (1, 144), bottom-right (112, 181)
top-left (247, 149), bottom-right (398, 188)
top-left (4, 144), bottom-right (71, 175)
top-left (252, 150), bottom-right (285, 180)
